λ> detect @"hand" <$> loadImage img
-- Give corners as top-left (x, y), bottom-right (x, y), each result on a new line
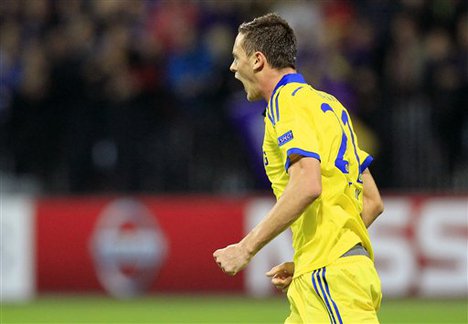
top-left (213, 243), bottom-right (252, 276)
top-left (266, 262), bottom-right (295, 293)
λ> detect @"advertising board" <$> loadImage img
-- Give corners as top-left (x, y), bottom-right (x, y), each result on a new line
top-left (1, 196), bottom-right (35, 301)
top-left (36, 196), bottom-right (245, 295)
top-left (34, 195), bottom-right (467, 298)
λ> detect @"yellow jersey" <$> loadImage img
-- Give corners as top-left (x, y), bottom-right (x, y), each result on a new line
top-left (262, 73), bottom-right (374, 278)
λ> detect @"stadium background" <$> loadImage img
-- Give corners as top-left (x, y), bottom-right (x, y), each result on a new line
top-left (1, 0), bottom-right (467, 323)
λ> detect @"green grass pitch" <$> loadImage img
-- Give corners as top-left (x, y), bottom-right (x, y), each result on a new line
top-left (2, 295), bottom-right (467, 323)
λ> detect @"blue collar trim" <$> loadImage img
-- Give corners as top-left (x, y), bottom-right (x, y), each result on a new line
top-left (270, 73), bottom-right (307, 101)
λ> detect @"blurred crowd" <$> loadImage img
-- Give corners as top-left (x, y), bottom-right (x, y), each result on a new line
top-left (1, 0), bottom-right (467, 194)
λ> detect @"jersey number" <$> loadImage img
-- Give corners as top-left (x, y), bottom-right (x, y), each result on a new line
top-left (321, 103), bottom-right (362, 183)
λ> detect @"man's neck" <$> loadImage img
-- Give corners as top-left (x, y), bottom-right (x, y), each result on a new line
top-left (260, 68), bottom-right (297, 102)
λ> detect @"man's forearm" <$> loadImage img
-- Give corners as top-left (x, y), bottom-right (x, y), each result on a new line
top-left (361, 198), bottom-right (383, 228)
top-left (361, 169), bottom-right (384, 228)
top-left (240, 175), bottom-right (319, 256)
top-left (213, 158), bottom-right (321, 276)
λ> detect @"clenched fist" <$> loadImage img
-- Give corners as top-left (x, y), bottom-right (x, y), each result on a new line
top-left (213, 243), bottom-right (252, 276)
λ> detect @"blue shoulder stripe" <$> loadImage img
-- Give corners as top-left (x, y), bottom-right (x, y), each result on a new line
top-left (267, 107), bottom-right (275, 125)
top-left (267, 96), bottom-right (275, 125)
top-left (292, 86), bottom-right (304, 96)
top-left (275, 91), bottom-right (280, 123)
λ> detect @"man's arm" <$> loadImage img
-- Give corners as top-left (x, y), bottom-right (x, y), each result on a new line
top-left (213, 156), bottom-right (321, 275)
top-left (361, 169), bottom-right (384, 228)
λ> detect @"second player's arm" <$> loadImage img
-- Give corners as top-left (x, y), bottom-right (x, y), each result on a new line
top-left (240, 155), bottom-right (321, 257)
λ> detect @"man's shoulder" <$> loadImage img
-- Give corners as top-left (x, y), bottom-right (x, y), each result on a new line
top-left (278, 83), bottom-right (336, 111)
top-left (279, 82), bottom-right (311, 98)
top-left (311, 88), bottom-right (339, 104)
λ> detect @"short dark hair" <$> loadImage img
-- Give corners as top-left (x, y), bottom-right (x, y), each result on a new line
top-left (238, 13), bottom-right (297, 69)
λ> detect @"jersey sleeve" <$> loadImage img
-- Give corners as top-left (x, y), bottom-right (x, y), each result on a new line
top-left (358, 148), bottom-right (373, 173)
top-left (272, 90), bottom-right (321, 172)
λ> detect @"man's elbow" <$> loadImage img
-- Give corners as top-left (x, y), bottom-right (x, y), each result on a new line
top-left (303, 184), bottom-right (321, 204)
top-left (375, 199), bottom-right (384, 216)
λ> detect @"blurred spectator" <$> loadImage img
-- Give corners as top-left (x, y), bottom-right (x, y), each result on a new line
top-left (0, 0), bottom-right (466, 194)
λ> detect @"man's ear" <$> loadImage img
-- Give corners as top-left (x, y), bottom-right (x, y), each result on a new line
top-left (253, 51), bottom-right (265, 71)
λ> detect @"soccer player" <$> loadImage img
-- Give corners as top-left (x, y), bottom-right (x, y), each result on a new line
top-left (213, 13), bottom-right (384, 323)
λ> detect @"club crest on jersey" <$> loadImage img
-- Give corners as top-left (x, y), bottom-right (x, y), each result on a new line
top-left (278, 130), bottom-right (294, 146)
